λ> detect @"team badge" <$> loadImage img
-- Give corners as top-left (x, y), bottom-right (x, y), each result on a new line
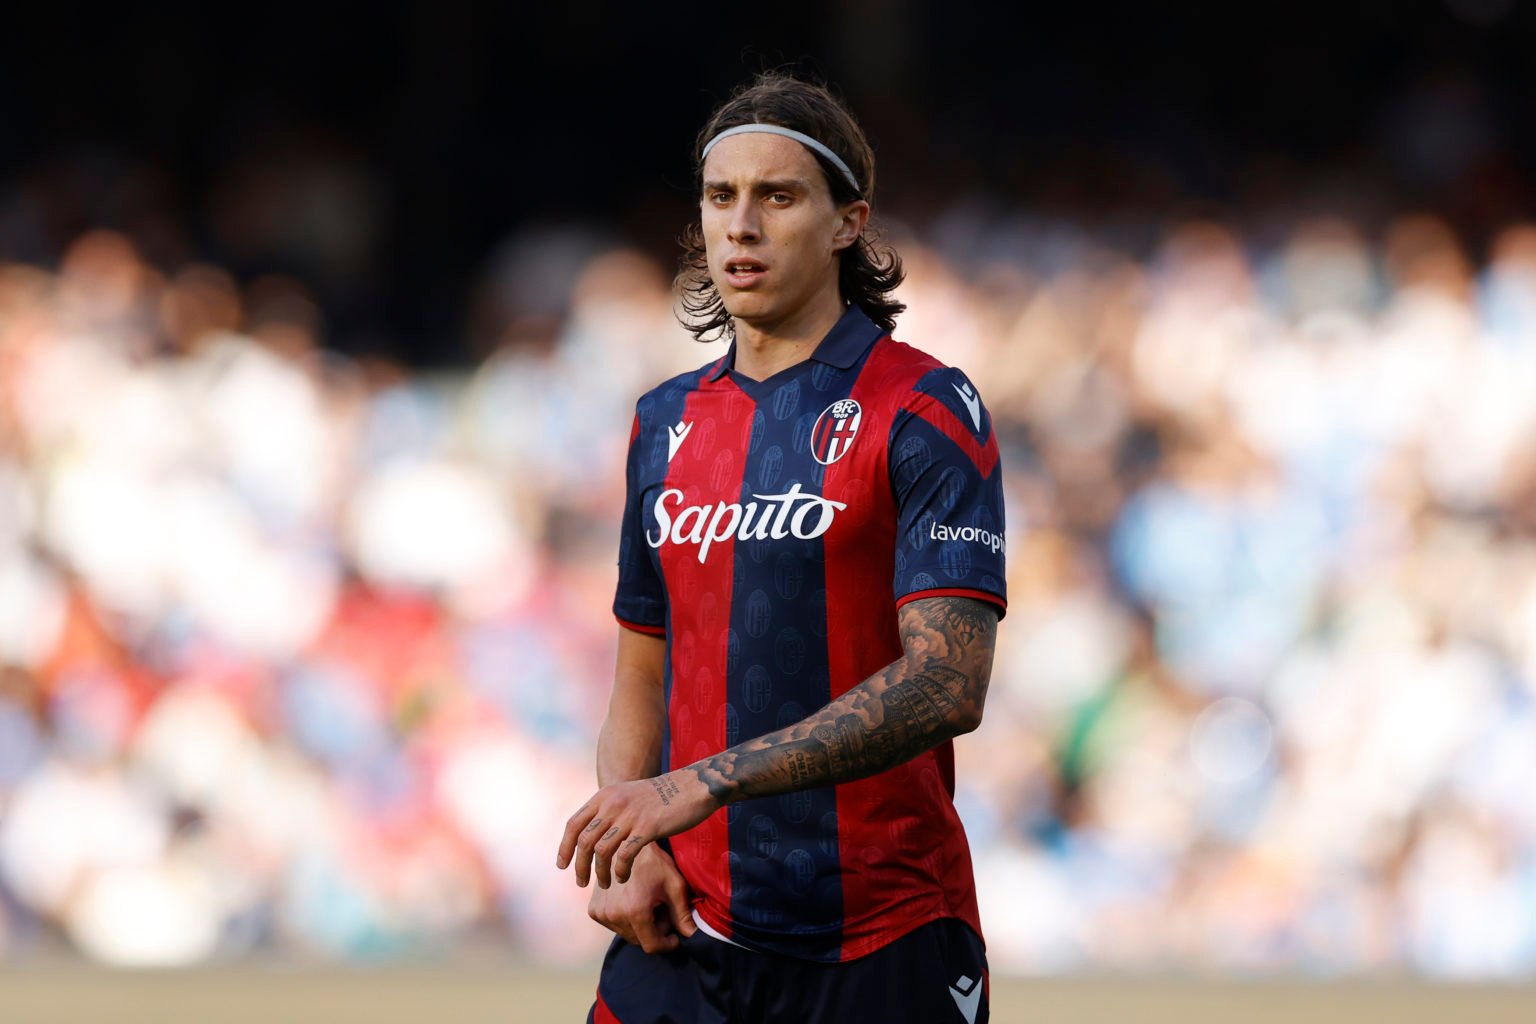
top-left (811, 398), bottom-right (862, 465)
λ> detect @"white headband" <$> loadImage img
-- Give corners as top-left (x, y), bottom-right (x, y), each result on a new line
top-left (701, 123), bottom-right (862, 194)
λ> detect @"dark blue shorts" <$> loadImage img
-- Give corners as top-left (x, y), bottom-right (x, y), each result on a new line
top-left (588, 917), bottom-right (988, 1023)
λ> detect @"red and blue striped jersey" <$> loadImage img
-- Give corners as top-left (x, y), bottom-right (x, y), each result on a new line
top-left (612, 305), bottom-right (1007, 962)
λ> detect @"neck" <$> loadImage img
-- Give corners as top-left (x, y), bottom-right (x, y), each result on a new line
top-left (731, 286), bottom-right (847, 381)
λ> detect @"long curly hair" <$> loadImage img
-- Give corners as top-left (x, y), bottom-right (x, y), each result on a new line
top-left (677, 72), bottom-right (905, 342)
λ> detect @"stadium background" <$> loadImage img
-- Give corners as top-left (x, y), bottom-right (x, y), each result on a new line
top-left (2, 1), bottom-right (1536, 1019)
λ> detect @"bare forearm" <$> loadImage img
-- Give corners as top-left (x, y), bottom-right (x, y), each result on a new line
top-left (597, 703), bottom-right (665, 785)
top-left (680, 596), bottom-right (997, 805)
top-left (598, 630), bottom-right (668, 786)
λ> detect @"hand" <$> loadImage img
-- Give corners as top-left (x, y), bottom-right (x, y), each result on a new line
top-left (586, 843), bottom-right (698, 953)
top-left (556, 769), bottom-right (718, 888)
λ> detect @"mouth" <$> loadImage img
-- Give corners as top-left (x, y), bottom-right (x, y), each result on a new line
top-left (722, 258), bottom-right (768, 289)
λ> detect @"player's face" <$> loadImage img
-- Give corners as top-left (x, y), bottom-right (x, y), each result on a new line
top-left (700, 134), bottom-right (868, 336)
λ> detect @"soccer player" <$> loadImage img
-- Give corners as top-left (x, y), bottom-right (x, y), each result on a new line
top-left (556, 72), bottom-right (1006, 1023)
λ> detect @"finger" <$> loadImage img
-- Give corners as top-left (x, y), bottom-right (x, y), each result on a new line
top-left (613, 833), bottom-right (650, 886)
top-left (631, 907), bottom-right (677, 955)
top-left (587, 890), bottom-right (644, 947)
top-left (573, 814), bottom-right (608, 887)
top-left (593, 824), bottom-right (624, 889)
top-left (587, 900), bottom-right (631, 945)
top-left (557, 802), bottom-right (598, 870)
top-left (573, 815), bottom-right (607, 882)
top-left (574, 824), bottom-right (601, 888)
top-left (662, 869), bottom-right (696, 937)
top-left (558, 804), bottom-right (599, 869)
top-left (591, 912), bottom-right (639, 947)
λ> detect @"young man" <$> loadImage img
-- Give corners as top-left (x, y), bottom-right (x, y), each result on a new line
top-left (556, 73), bottom-right (1006, 1023)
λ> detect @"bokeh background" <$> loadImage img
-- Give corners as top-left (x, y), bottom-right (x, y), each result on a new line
top-left (3, 0), bottom-right (1536, 1002)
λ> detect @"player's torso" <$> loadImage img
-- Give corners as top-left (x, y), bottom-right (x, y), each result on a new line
top-left (634, 361), bottom-right (900, 727)
top-left (631, 335), bottom-right (982, 959)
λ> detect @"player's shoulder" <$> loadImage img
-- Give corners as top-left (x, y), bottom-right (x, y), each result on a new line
top-left (631, 356), bottom-right (723, 426)
top-left (635, 357), bottom-right (719, 405)
top-left (866, 337), bottom-right (990, 428)
top-left (865, 336), bottom-right (979, 392)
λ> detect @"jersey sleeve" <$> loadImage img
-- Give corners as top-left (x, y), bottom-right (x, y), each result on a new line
top-left (888, 367), bottom-right (1007, 617)
top-left (612, 412), bottom-right (667, 635)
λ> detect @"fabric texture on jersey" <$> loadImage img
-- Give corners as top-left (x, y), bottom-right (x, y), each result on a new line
top-left (612, 304), bottom-right (1006, 962)
top-left (589, 917), bottom-right (989, 1024)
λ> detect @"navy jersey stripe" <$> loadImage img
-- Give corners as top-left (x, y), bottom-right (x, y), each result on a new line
top-left (723, 373), bottom-right (848, 959)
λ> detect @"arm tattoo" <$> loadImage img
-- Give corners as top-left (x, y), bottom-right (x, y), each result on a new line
top-left (684, 596), bottom-right (997, 804)
top-left (651, 776), bottom-right (681, 806)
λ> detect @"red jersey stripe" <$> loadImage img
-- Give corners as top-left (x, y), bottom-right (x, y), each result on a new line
top-left (819, 336), bottom-right (985, 960)
top-left (653, 383), bottom-right (755, 939)
top-left (899, 392), bottom-right (999, 477)
top-left (592, 990), bottom-right (621, 1024)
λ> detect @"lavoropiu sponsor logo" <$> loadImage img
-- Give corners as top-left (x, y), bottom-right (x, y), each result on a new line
top-left (930, 521), bottom-right (1005, 554)
top-left (647, 483), bottom-right (847, 563)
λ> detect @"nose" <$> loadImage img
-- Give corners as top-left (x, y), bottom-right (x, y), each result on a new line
top-left (727, 199), bottom-right (761, 245)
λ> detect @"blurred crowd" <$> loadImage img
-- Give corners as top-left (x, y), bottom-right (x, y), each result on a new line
top-left (1, 205), bottom-right (1535, 979)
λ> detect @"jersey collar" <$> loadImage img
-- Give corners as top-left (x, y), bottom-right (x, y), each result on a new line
top-left (706, 305), bottom-right (886, 382)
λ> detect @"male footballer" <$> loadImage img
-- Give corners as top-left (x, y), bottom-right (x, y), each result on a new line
top-left (556, 72), bottom-right (1007, 1022)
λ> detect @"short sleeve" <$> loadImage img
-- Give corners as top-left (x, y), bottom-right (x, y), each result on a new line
top-left (889, 368), bottom-right (1007, 617)
top-left (613, 412), bottom-right (667, 635)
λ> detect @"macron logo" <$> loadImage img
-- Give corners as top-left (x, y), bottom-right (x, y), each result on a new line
top-left (952, 380), bottom-right (982, 432)
top-left (949, 974), bottom-right (981, 1024)
top-left (666, 421), bottom-right (693, 462)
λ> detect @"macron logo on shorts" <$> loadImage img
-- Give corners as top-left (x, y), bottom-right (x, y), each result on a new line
top-left (949, 974), bottom-right (981, 1024)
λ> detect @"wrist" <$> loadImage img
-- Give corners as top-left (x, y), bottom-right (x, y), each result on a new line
top-left (673, 760), bottom-right (733, 810)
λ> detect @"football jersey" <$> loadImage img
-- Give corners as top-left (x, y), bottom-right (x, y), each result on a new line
top-left (612, 304), bottom-right (1007, 962)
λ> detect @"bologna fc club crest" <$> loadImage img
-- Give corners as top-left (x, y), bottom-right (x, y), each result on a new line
top-left (811, 398), bottom-right (862, 465)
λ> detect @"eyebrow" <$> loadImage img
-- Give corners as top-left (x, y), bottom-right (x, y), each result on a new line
top-left (702, 178), bottom-right (815, 195)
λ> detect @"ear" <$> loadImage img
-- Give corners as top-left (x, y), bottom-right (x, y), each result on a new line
top-left (831, 200), bottom-right (870, 253)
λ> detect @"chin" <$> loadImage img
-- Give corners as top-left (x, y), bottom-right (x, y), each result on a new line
top-left (721, 295), bottom-right (777, 324)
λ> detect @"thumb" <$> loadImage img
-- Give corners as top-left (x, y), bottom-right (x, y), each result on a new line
top-left (663, 872), bottom-right (697, 937)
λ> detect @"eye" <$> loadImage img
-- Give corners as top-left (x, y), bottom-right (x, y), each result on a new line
top-left (766, 192), bottom-right (793, 206)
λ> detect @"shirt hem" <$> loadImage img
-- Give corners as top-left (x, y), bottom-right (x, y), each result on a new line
top-left (895, 587), bottom-right (1007, 618)
top-left (614, 615), bottom-right (665, 636)
top-left (692, 899), bottom-right (981, 963)
top-left (692, 909), bottom-right (750, 949)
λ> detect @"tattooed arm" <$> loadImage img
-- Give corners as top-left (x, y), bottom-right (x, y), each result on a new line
top-left (557, 595), bottom-right (998, 888)
top-left (686, 595), bottom-right (997, 801)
